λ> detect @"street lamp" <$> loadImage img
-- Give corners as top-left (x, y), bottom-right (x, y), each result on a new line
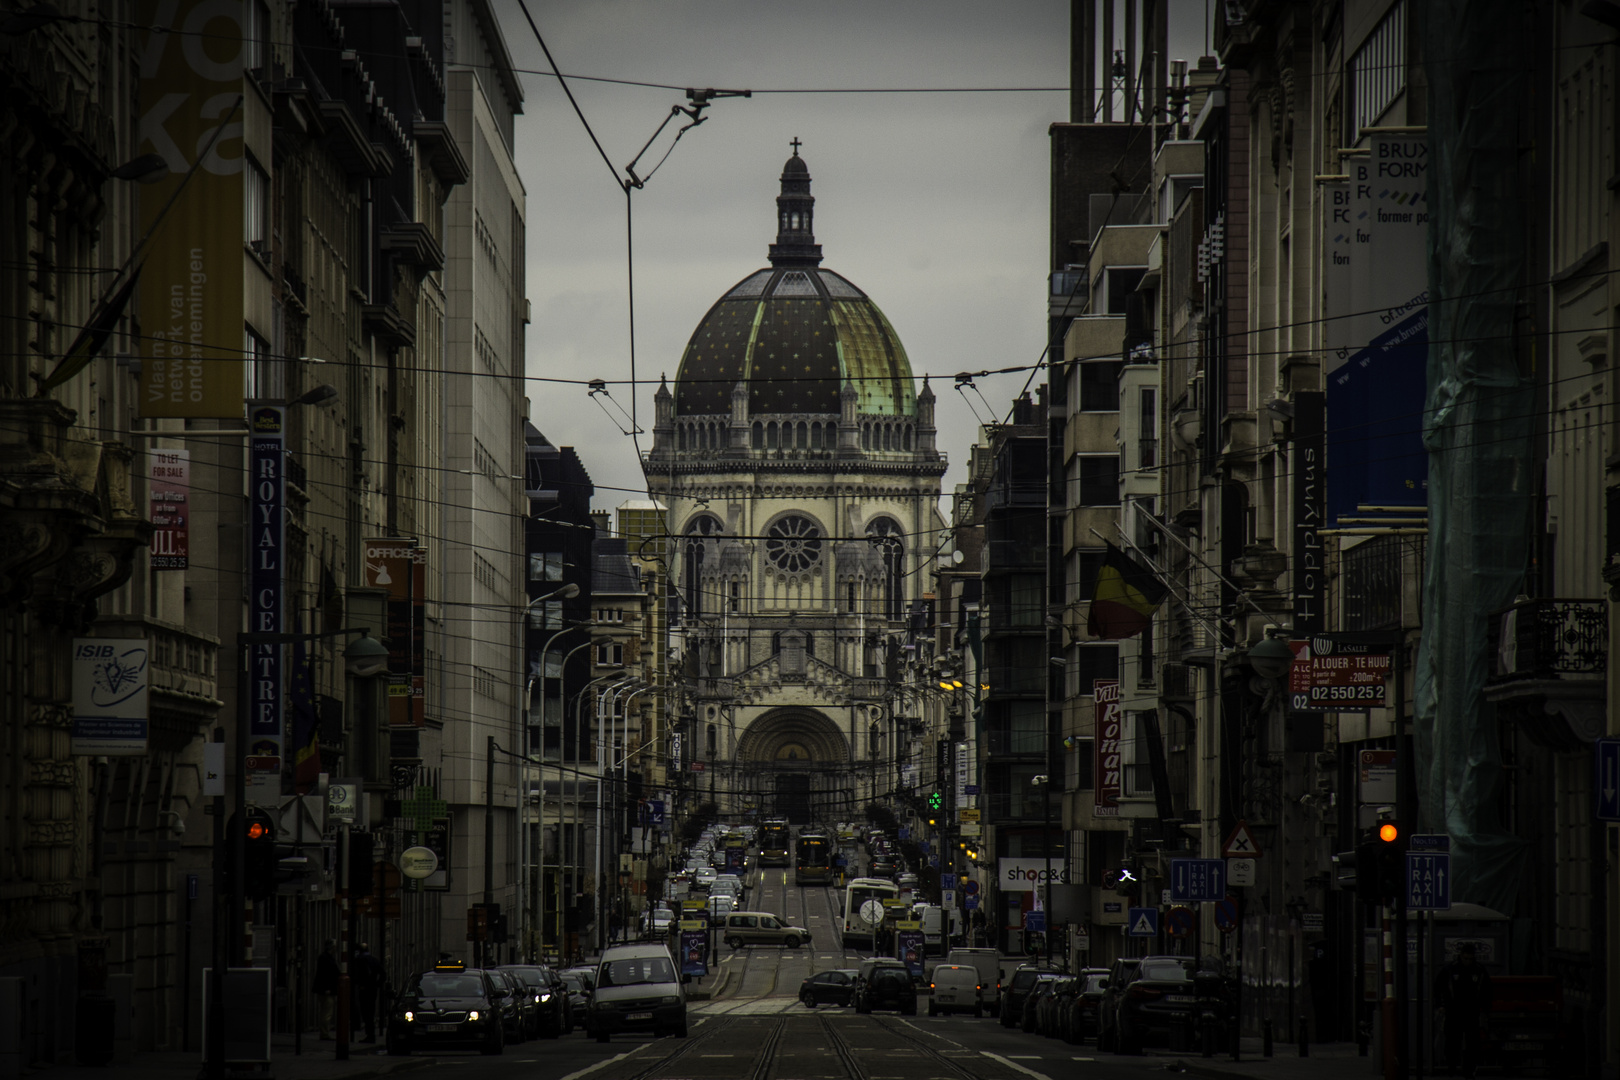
top-left (596, 679), bottom-right (646, 949)
top-left (1031, 773), bottom-right (1055, 967)
top-left (1248, 633), bottom-right (1295, 681)
top-left (567, 671), bottom-right (625, 955)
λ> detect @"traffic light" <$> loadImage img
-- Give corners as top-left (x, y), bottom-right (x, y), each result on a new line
top-left (927, 790), bottom-right (943, 812)
top-left (1354, 819), bottom-right (1405, 903)
top-left (1103, 865), bottom-right (1139, 897)
top-left (241, 807), bottom-right (278, 900)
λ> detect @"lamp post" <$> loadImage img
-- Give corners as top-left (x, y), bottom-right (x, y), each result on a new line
top-left (1031, 773), bottom-right (1054, 967)
top-left (596, 679), bottom-right (645, 949)
top-left (569, 671), bottom-right (626, 957)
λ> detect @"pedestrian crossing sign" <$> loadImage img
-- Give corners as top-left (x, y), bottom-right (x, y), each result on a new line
top-left (1127, 907), bottom-right (1159, 937)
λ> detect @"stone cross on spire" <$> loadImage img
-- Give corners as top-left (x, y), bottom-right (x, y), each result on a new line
top-left (790, 137), bottom-right (802, 155)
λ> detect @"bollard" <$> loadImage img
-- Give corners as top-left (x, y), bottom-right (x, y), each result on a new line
top-left (1263, 1018), bottom-right (1274, 1057)
top-left (1299, 1015), bottom-right (1309, 1057)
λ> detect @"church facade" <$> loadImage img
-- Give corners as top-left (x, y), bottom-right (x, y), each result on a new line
top-left (645, 149), bottom-right (946, 825)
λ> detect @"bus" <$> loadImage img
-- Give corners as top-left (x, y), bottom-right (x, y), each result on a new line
top-left (794, 832), bottom-right (833, 885)
top-left (839, 876), bottom-right (899, 948)
top-left (759, 819), bottom-right (791, 867)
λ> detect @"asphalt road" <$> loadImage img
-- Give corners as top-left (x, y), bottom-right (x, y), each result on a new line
top-left (380, 864), bottom-right (1188, 1080)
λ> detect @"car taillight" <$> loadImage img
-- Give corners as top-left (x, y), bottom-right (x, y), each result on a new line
top-left (1126, 986), bottom-right (1162, 1000)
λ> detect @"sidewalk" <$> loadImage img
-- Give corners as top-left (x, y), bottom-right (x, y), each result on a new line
top-left (37, 1033), bottom-right (433, 1080)
top-left (1169, 1038), bottom-right (1374, 1080)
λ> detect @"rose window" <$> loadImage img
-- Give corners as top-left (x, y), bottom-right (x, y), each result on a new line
top-left (765, 515), bottom-right (823, 574)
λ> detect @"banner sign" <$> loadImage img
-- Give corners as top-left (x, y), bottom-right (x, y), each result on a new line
top-left (362, 539), bottom-right (426, 726)
top-left (670, 732), bottom-right (681, 774)
top-left (135, 0), bottom-right (244, 417)
top-left (1289, 634), bottom-right (1393, 713)
top-left (999, 858), bottom-right (1069, 888)
top-left (1291, 391), bottom-right (1325, 633)
top-left (1093, 679), bottom-right (1121, 816)
top-left (148, 449), bottom-right (190, 569)
top-left (71, 638), bottom-right (150, 754)
top-left (403, 824), bottom-right (450, 891)
top-left (1327, 134), bottom-right (1430, 524)
top-left (247, 406), bottom-right (284, 801)
top-left (679, 929), bottom-right (708, 977)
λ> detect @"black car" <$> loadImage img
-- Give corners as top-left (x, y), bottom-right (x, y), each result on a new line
top-left (1096, 956), bottom-right (1143, 1051)
top-left (869, 858), bottom-right (898, 879)
top-left (386, 962), bottom-right (506, 1056)
top-left (1021, 973), bottom-right (1059, 1033)
top-left (1000, 965), bottom-right (1047, 1029)
top-left (1065, 969), bottom-right (1110, 1043)
top-left (853, 959), bottom-right (916, 1015)
top-left (485, 969), bottom-right (529, 1044)
top-left (1107, 955), bottom-right (1199, 1054)
top-left (558, 971), bottom-right (591, 1030)
top-left (499, 964), bottom-right (569, 1038)
top-left (799, 968), bottom-right (858, 1008)
top-left (1035, 976), bottom-right (1074, 1037)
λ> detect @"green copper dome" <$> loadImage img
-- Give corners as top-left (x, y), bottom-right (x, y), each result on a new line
top-left (671, 151), bottom-right (916, 419)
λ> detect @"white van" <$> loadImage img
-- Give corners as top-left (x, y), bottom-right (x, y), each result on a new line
top-left (927, 963), bottom-right (984, 1017)
top-left (913, 905), bottom-right (959, 956)
top-left (944, 947), bottom-right (1003, 1017)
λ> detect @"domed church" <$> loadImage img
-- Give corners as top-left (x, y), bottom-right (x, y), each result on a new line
top-left (647, 145), bottom-right (947, 824)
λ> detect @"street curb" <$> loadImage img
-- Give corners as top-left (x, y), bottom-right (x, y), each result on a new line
top-left (296, 1053), bottom-right (438, 1080)
top-left (685, 967), bottom-right (730, 1002)
top-left (1168, 1059), bottom-right (1269, 1080)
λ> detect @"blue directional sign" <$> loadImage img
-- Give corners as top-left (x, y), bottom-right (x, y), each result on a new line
top-left (1024, 911), bottom-right (1046, 932)
top-left (1126, 907), bottom-right (1159, 937)
top-left (1406, 851), bottom-right (1451, 911)
top-left (940, 874), bottom-right (957, 891)
top-left (1598, 739), bottom-right (1620, 822)
top-left (964, 895), bottom-right (979, 911)
top-left (1170, 858), bottom-right (1226, 903)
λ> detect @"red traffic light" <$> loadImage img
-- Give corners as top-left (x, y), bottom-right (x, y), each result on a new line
top-left (1378, 822), bottom-right (1398, 843)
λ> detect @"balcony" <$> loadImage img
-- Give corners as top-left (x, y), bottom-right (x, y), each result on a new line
top-left (1483, 598), bottom-right (1607, 750)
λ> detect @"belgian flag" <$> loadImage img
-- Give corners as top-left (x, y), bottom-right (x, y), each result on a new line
top-left (1086, 542), bottom-right (1169, 640)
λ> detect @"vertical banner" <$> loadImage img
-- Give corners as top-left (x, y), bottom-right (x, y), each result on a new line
top-left (361, 539), bottom-right (427, 726)
top-left (670, 732), bottom-right (681, 775)
top-left (1092, 679), bottom-right (1121, 817)
top-left (248, 406), bottom-right (285, 803)
top-left (1328, 135), bottom-right (1430, 525)
top-left (679, 926), bottom-right (708, 977)
top-left (896, 925), bottom-right (925, 977)
top-left (71, 639), bottom-right (150, 755)
top-left (1292, 390), bottom-right (1326, 635)
top-left (1322, 181), bottom-right (1353, 359)
top-left (149, 449), bottom-right (191, 569)
top-left (135, 0), bottom-right (244, 417)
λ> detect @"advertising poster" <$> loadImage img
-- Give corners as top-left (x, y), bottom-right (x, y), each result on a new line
top-left (247, 406), bottom-right (284, 803)
top-left (1292, 391), bottom-right (1325, 634)
top-left (680, 928), bottom-right (708, 977)
top-left (148, 449), bottom-right (190, 569)
top-left (71, 638), bottom-right (150, 755)
top-left (1092, 680), bottom-right (1121, 816)
top-left (134, 0), bottom-right (244, 417)
top-left (1327, 134), bottom-right (1430, 525)
top-left (361, 539), bottom-right (426, 726)
top-left (897, 925), bottom-right (925, 978)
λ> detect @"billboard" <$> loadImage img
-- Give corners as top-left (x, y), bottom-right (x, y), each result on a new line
top-left (1326, 134), bottom-right (1430, 525)
top-left (361, 539), bottom-right (427, 726)
top-left (148, 449), bottom-right (190, 569)
top-left (135, 0), bottom-right (245, 417)
top-left (247, 406), bottom-right (284, 803)
top-left (71, 639), bottom-right (150, 755)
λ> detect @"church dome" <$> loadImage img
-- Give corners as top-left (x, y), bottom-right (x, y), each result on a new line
top-left (672, 149), bottom-right (917, 420)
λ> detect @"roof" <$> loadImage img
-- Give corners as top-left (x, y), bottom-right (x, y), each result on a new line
top-left (591, 537), bottom-right (642, 595)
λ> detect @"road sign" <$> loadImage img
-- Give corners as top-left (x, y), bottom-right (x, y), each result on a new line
top-left (1599, 739), bottom-right (1620, 822)
top-left (1126, 908), bottom-right (1158, 937)
top-left (1169, 858), bottom-right (1226, 903)
top-left (1409, 833), bottom-right (1451, 852)
top-left (962, 879), bottom-right (980, 895)
top-left (1226, 857), bottom-right (1256, 888)
top-left (1407, 852), bottom-right (1451, 911)
top-left (941, 889), bottom-right (955, 905)
top-left (690, 762), bottom-right (706, 772)
top-left (964, 785), bottom-right (980, 795)
top-left (1166, 907), bottom-right (1194, 938)
top-left (1213, 897), bottom-right (1239, 933)
top-left (1025, 911), bottom-right (1046, 933)
top-left (964, 895), bottom-right (979, 911)
top-left (1223, 820), bottom-right (1262, 858)
top-left (940, 874), bottom-right (957, 891)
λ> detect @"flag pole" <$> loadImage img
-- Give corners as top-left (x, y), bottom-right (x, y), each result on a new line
top-left (1086, 526), bottom-right (1225, 643)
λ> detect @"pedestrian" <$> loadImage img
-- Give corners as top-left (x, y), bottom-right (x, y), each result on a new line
top-left (351, 942), bottom-right (384, 1044)
top-left (312, 940), bottom-right (340, 1040)
top-left (1434, 942), bottom-right (1492, 1078)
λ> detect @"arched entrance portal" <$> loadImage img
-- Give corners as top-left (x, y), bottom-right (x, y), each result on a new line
top-left (737, 709), bottom-right (849, 825)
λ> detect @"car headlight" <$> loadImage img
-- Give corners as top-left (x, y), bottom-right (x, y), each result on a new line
top-left (404, 1011), bottom-right (414, 1022)
top-left (661, 996), bottom-right (680, 1005)
top-left (467, 1010), bottom-right (480, 1021)
top-left (539, 992), bottom-right (551, 1002)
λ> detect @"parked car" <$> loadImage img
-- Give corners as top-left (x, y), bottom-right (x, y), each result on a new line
top-left (853, 959), bottom-right (917, 1015)
top-left (1020, 973), bottom-right (1060, 1032)
top-left (1105, 955), bottom-right (1198, 1054)
top-left (722, 911), bottom-right (811, 948)
top-left (385, 961), bottom-right (506, 1056)
top-left (497, 964), bottom-right (568, 1039)
top-left (1065, 968), bottom-right (1110, 1044)
top-left (1000, 965), bottom-right (1048, 1029)
top-left (1095, 956), bottom-right (1143, 1051)
top-left (799, 969), bottom-right (859, 1008)
top-left (1034, 976), bottom-right (1075, 1036)
top-left (558, 971), bottom-right (591, 1030)
top-left (484, 969), bottom-right (529, 1043)
top-left (927, 964), bottom-right (983, 1017)
top-left (587, 943), bottom-right (687, 1042)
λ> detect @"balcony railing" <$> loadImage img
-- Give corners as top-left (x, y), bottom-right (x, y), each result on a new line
top-left (1485, 598), bottom-right (1607, 683)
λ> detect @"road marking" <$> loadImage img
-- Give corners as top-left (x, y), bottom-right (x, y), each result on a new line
top-left (980, 1051), bottom-right (1055, 1080)
top-left (556, 1048), bottom-right (638, 1080)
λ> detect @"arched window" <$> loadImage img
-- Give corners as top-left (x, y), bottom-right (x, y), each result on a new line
top-left (752, 421), bottom-right (763, 449)
top-left (797, 422), bottom-right (807, 448)
top-left (866, 517), bottom-right (905, 620)
top-left (810, 422), bottom-right (823, 449)
top-left (903, 425), bottom-right (913, 451)
top-left (764, 514), bottom-right (823, 574)
top-left (683, 515), bottom-right (723, 621)
top-left (767, 422), bottom-right (779, 449)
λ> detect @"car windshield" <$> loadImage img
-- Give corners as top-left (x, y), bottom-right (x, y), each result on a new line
top-left (503, 968), bottom-right (545, 987)
top-left (598, 956), bottom-right (677, 987)
top-left (1138, 959), bottom-right (1194, 982)
top-left (415, 974), bottom-right (483, 996)
top-left (560, 974), bottom-right (586, 992)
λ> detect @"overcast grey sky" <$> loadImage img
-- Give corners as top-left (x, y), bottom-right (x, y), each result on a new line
top-left (495, 0), bottom-right (1210, 511)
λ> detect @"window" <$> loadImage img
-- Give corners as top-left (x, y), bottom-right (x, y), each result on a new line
top-left (595, 642), bottom-right (624, 666)
top-left (530, 553), bottom-right (562, 582)
top-left (1070, 644), bottom-right (1119, 695)
top-left (765, 514), bottom-right (822, 574)
top-left (244, 0), bottom-right (269, 73)
top-left (244, 326), bottom-right (281, 400)
top-left (1104, 268), bottom-right (1146, 316)
top-left (1007, 574), bottom-right (1042, 626)
top-left (1078, 360), bottom-right (1122, 411)
top-left (729, 581), bottom-right (740, 613)
top-left (1007, 700), bottom-right (1045, 754)
top-left (1069, 549), bottom-right (1106, 607)
top-left (1076, 455), bottom-right (1120, 506)
top-left (244, 155), bottom-right (269, 249)
top-left (1347, 1), bottom-right (1407, 140)
top-left (682, 516), bottom-right (722, 621)
top-left (865, 518), bottom-right (904, 620)
top-left (1138, 388), bottom-right (1158, 469)
top-left (473, 666), bottom-right (499, 699)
